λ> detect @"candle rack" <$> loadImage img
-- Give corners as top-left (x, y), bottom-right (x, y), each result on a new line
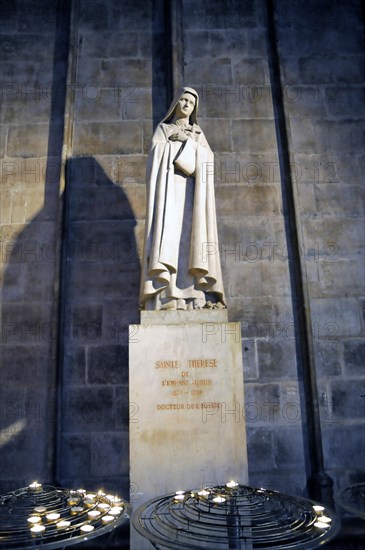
top-left (0, 483), bottom-right (131, 549)
top-left (133, 483), bottom-right (340, 549)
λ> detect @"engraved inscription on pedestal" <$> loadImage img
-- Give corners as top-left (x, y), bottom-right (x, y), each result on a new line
top-left (156, 357), bottom-right (221, 412)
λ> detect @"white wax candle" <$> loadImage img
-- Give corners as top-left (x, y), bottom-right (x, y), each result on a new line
top-left (80, 524), bottom-right (94, 533)
top-left (28, 516), bottom-right (42, 525)
top-left (30, 525), bottom-right (45, 535)
top-left (46, 513), bottom-right (60, 522)
top-left (71, 506), bottom-right (84, 515)
top-left (101, 515), bottom-right (114, 524)
top-left (313, 505), bottom-right (325, 514)
top-left (34, 506), bottom-right (47, 514)
top-left (319, 515), bottom-right (332, 523)
top-left (57, 520), bottom-right (71, 529)
top-left (88, 510), bottom-right (101, 519)
top-left (109, 506), bottom-right (123, 516)
top-left (314, 521), bottom-right (329, 529)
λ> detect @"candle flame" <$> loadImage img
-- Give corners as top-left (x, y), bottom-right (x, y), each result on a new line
top-left (213, 496), bottom-right (226, 504)
top-left (226, 480), bottom-right (238, 488)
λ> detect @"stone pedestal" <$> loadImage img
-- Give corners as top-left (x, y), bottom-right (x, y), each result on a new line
top-left (129, 310), bottom-right (248, 504)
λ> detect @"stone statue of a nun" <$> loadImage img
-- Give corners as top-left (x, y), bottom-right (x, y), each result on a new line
top-left (139, 86), bottom-right (226, 311)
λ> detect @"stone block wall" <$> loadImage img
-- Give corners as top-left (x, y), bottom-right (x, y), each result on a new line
top-left (0, 0), bottom-right (66, 491)
top-left (58, 0), bottom-right (153, 495)
top-left (275, 0), bottom-right (365, 491)
top-left (182, 0), bottom-right (308, 494)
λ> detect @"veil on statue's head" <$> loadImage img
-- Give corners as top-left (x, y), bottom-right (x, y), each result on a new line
top-left (161, 86), bottom-right (199, 125)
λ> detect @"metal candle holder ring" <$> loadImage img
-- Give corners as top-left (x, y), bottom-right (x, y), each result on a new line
top-left (0, 482), bottom-right (131, 549)
top-left (133, 483), bottom-right (340, 549)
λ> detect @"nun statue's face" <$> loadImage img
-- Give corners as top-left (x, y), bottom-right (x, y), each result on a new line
top-left (174, 92), bottom-right (196, 119)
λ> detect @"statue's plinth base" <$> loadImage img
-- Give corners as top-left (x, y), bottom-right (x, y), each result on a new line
top-left (129, 310), bottom-right (248, 496)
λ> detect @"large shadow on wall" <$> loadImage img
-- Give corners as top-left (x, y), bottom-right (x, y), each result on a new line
top-left (58, 156), bottom-right (140, 493)
top-left (0, 196), bottom-right (62, 492)
top-left (0, 0), bottom-right (72, 492)
top-left (0, 0), bottom-right (140, 495)
top-left (0, 157), bottom-right (140, 494)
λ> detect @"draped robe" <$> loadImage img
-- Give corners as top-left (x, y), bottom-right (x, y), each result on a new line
top-left (139, 89), bottom-right (226, 310)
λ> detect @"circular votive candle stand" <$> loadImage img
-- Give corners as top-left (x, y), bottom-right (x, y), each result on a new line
top-left (133, 482), bottom-right (340, 549)
top-left (0, 482), bottom-right (131, 549)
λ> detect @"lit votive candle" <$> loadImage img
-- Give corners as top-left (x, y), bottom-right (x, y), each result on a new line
top-left (80, 524), bottom-right (94, 533)
top-left (109, 506), bottom-right (123, 516)
top-left (212, 496), bottom-right (226, 504)
top-left (46, 513), bottom-right (60, 522)
top-left (29, 482), bottom-right (42, 492)
top-left (88, 510), bottom-right (101, 519)
top-left (226, 480), bottom-right (239, 488)
top-left (28, 516), bottom-right (42, 525)
top-left (97, 503), bottom-right (110, 511)
top-left (106, 494), bottom-right (121, 503)
top-left (84, 499), bottom-right (95, 508)
top-left (57, 520), bottom-right (71, 529)
top-left (174, 494), bottom-right (185, 502)
top-left (314, 521), bottom-right (329, 529)
top-left (34, 506), bottom-right (47, 514)
top-left (30, 525), bottom-right (45, 536)
top-left (67, 497), bottom-right (78, 506)
top-left (197, 489), bottom-right (210, 498)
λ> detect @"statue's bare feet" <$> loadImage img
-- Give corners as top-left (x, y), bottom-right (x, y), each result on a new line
top-left (177, 299), bottom-right (187, 310)
top-left (193, 298), bottom-right (205, 309)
